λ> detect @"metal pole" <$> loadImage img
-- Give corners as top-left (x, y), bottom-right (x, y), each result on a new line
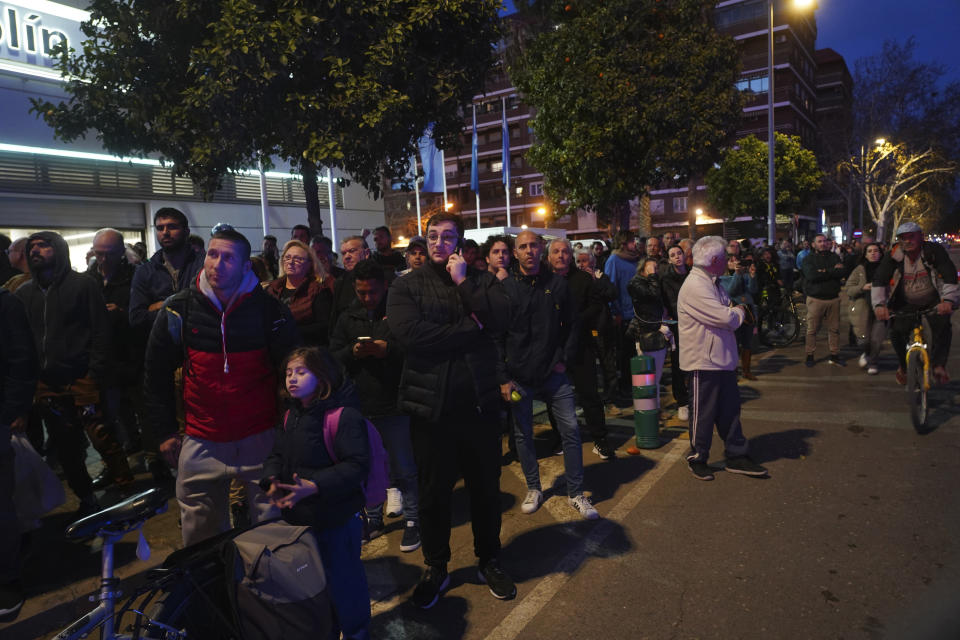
top-left (767, 0), bottom-right (776, 246)
top-left (327, 167), bottom-right (338, 249)
top-left (414, 172), bottom-right (422, 234)
top-left (258, 160), bottom-right (270, 236)
top-left (440, 149), bottom-right (448, 206)
top-left (502, 96), bottom-right (512, 228)
top-left (858, 145), bottom-right (864, 232)
top-left (476, 192), bottom-right (481, 229)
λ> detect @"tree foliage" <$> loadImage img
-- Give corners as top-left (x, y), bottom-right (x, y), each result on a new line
top-left (706, 134), bottom-right (822, 224)
top-left (31, 0), bottom-right (501, 211)
top-left (508, 0), bottom-right (741, 229)
top-left (840, 141), bottom-right (956, 242)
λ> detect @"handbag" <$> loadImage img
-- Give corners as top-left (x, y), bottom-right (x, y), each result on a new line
top-left (11, 433), bottom-right (66, 531)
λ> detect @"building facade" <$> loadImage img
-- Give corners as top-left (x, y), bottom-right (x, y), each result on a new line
top-left (1, 0), bottom-right (385, 268)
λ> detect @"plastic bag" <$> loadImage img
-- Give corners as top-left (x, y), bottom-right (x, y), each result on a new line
top-left (11, 433), bottom-right (66, 531)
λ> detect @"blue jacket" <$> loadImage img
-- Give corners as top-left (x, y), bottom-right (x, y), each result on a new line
top-left (604, 252), bottom-right (640, 320)
top-left (718, 271), bottom-right (757, 307)
top-left (129, 248), bottom-right (205, 330)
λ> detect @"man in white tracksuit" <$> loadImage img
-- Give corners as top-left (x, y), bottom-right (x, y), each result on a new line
top-left (677, 237), bottom-right (768, 481)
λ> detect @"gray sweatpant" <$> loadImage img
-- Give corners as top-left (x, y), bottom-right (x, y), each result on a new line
top-left (686, 370), bottom-right (749, 463)
top-left (176, 430), bottom-right (279, 547)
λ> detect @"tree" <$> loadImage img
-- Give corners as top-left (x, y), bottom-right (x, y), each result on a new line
top-left (706, 134), bottom-right (822, 224)
top-left (31, 0), bottom-right (501, 234)
top-left (508, 0), bottom-right (741, 230)
top-left (841, 141), bottom-right (956, 242)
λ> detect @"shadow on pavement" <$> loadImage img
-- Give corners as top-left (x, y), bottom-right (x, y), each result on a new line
top-left (370, 594), bottom-right (470, 640)
top-left (748, 428), bottom-right (819, 464)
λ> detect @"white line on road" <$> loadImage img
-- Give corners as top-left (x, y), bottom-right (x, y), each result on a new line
top-left (483, 439), bottom-right (687, 640)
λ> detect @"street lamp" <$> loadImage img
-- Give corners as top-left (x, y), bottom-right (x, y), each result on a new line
top-left (766, 0), bottom-right (817, 245)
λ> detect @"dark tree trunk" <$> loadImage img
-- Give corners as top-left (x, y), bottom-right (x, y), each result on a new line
top-left (300, 159), bottom-right (324, 237)
top-left (613, 200), bottom-right (631, 233)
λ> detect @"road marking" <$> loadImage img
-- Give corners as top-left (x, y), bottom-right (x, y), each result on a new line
top-left (483, 439), bottom-right (686, 640)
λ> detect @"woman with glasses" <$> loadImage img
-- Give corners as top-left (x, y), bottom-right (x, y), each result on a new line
top-left (265, 240), bottom-right (334, 345)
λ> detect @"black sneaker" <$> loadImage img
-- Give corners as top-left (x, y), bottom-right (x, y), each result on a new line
top-left (805, 355), bottom-right (815, 368)
top-left (411, 565), bottom-right (449, 609)
top-left (688, 460), bottom-right (715, 481)
top-left (478, 558), bottom-right (517, 600)
top-left (0, 581), bottom-right (24, 622)
top-left (363, 516), bottom-right (385, 543)
top-left (399, 521), bottom-right (421, 553)
top-left (828, 354), bottom-right (846, 367)
top-left (725, 456), bottom-right (768, 477)
top-left (592, 438), bottom-right (615, 460)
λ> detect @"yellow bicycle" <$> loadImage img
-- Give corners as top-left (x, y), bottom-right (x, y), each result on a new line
top-left (894, 308), bottom-right (937, 432)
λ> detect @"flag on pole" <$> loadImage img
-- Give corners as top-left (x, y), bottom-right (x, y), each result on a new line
top-left (501, 101), bottom-right (510, 186)
top-left (418, 124), bottom-right (445, 193)
top-left (470, 104), bottom-right (479, 194)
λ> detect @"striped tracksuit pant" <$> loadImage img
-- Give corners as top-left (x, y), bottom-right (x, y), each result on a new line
top-left (686, 370), bottom-right (749, 463)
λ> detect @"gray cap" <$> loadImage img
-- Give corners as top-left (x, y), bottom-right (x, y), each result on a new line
top-left (896, 221), bottom-right (922, 235)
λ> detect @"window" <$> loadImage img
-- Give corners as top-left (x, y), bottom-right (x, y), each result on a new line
top-left (491, 161), bottom-right (503, 173)
top-left (673, 197), bottom-right (687, 213)
top-left (736, 74), bottom-right (769, 94)
top-left (529, 182), bottom-right (544, 197)
top-left (650, 199), bottom-right (665, 216)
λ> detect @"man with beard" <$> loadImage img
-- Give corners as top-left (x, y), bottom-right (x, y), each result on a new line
top-left (387, 212), bottom-right (514, 608)
top-left (16, 232), bottom-right (129, 515)
top-left (370, 226), bottom-right (405, 273)
top-left (604, 230), bottom-right (642, 399)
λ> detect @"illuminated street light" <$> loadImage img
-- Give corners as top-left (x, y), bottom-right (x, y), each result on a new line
top-left (536, 206), bottom-right (547, 217)
top-left (444, 201), bottom-right (454, 211)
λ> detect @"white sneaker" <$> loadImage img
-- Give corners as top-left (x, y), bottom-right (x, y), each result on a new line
top-left (867, 366), bottom-right (879, 375)
top-left (385, 487), bottom-right (403, 518)
top-left (858, 353), bottom-right (868, 369)
top-left (520, 490), bottom-right (543, 514)
top-left (677, 405), bottom-right (689, 421)
top-left (569, 494), bottom-right (599, 520)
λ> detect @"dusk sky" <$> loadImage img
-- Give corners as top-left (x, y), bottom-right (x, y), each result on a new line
top-left (815, 0), bottom-right (960, 84)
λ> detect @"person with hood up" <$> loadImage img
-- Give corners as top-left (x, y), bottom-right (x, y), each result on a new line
top-left (143, 227), bottom-right (301, 546)
top-left (15, 231), bottom-right (129, 516)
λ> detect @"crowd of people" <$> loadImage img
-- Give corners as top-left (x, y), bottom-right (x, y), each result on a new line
top-left (0, 210), bottom-right (956, 636)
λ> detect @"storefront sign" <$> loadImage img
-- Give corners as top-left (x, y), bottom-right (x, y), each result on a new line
top-left (0, 1), bottom-right (86, 77)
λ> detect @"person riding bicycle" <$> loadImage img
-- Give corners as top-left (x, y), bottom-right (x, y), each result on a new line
top-left (872, 222), bottom-right (959, 385)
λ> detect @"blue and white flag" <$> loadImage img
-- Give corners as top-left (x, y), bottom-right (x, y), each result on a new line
top-left (418, 124), bottom-right (445, 193)
top-left (470, 104), bottom-right (479, 193)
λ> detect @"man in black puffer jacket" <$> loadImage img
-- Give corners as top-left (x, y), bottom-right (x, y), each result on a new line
top-left (387, 212), bottom-right (513, 609)
top-left (16, 231), bottom-right (130, 515)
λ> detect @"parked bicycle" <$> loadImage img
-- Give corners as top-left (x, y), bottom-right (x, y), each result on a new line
top-left (51, 488), bottom-right (236, 640)
top-left (756, 286), bottom-right (801, 347)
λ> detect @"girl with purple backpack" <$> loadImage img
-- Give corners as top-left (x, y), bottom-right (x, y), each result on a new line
top-left (261, 346), bottom-right (371, 640)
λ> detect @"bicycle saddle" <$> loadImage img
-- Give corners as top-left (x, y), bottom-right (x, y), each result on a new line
top-left (65, 488), bottom-right (171, 540)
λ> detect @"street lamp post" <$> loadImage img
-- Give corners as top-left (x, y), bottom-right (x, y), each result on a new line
top-left (767, 0), bottom-right (776, 247)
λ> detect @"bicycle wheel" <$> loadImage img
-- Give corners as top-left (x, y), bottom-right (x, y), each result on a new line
top-left (142, 564), bottom-right (235, 640)
top-left (906, 350), bottom-right (928, 432)
top-left (759, 305), bottom-right (800, 347)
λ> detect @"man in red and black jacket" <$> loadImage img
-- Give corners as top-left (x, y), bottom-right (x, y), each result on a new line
top-left (144, 228), bottom-right (300, 546)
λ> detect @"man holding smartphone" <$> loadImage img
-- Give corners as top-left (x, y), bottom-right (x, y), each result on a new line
top-left (387, 213), bottom-right (514, 608)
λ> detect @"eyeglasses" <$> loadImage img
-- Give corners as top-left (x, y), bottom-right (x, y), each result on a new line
top-left (426, 233), bottom-right (459, 246)
top-left (282, 255), bottom-right (307, 265)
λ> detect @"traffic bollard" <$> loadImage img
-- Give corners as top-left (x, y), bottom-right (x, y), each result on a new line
top-left (630, 354), bottom-right (662, 450)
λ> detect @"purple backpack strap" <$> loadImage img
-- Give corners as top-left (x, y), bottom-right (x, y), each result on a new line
top-left (322, 407), bottom-right (345, 464)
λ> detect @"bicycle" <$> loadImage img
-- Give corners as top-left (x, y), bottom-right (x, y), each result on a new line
top-left (756, 286), bottom-right (801, 347)
top-left (51, 488), bottom-right (238, 640)
top-left (891, 307), bottom-right (940, 432)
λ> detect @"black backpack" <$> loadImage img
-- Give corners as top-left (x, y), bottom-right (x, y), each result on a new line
top-left (222, 521), bottom-right (333, 640)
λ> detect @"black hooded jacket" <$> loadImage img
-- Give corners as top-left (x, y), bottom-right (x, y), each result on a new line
top-left (15, 232), bottom-right (110, 387)
top-left (0, 289), bottom-right (38, 431)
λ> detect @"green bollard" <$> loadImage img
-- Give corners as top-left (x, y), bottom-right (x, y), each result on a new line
top-left (630, 355), bottom-right (662, 449)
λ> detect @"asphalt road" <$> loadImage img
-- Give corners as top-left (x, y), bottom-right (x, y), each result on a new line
top-left (4, 289), bottom-right (960, 640)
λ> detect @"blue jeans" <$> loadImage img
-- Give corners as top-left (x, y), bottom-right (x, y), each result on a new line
top-left (315, 514), bottom-right (370, 639)
top-left (511, 371), bottom-right (584, 497)
top-left (366, 414), bottom-right (419, 522)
